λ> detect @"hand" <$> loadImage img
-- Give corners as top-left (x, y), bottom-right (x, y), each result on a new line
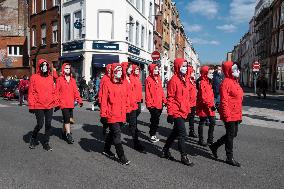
top-left (79, 103), bottom-right (83, 107)
top-left (167, 115), bottom-right (174, 124)
top-left (29, 109), bottom-right (35, 114)
top-left (100, 117), bottom-right (107, 125)
top-left (211, 106), bottom-right (216, 111)
top-left (54, 106), bottom-right (60, 112)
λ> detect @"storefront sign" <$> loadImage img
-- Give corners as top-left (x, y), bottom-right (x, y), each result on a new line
top-left (63, 41), bottom-right (84, 51)
top-left (93, 43), bottom-right (119, 50)
top-left (128, 45), bottom-right (140, 55)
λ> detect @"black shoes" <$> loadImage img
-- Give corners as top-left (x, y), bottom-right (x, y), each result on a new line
top-left (181, 154), bottom-right (194, 166)
top-left (198, 140), bottom-right (208, 147)
top-left (226, 158), bottom-right (241, 167)
top-left (102, 150), bottom-right (117, 158)
top-left (209, 145), bottom-right (218, 159)
top-left (188, 131), bottom-right (198, 138)
top-left (29, 137), bottom-right (37, 149)
top-left (119, 155), bottom-right (131, 165)
top-left (161, 149), bottom-right (175, 160)
top-left (134, 143), bottom-right (146, 153)
top-left (43, 143), bottom-right (53, 151)
top-left (66, 133), bottom-right (74, 144)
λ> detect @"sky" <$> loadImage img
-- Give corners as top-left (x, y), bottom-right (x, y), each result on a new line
top-left (176, 0), bottom-right (256, 64)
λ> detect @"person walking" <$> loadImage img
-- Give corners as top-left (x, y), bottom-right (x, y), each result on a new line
top-left (212, 65), bottom-right (224, 110)
top-left (131, 65), bottom-right (143, 117)
top-left (187, 66), bottom-right (198, 138)
top-left (55, 63), bottom-right (83, 144)
top-left (121, 62), bottom-right (145, 153)
top-left (256, 75), bottom-right (268, 99)
top-left (196, 66), bottom-right (216, 147)
top-left (162, 58), bottom-right (194, 166)
top-left (209, 61), bottom-right (243, 167)
top-left (28, 59), bottom-right (59, 151)
top-left (145, 64), bottom-right (166, 143)
top-left (100, 63), bottom-right (130, 165)
top-left (18, 75), bottom-right (29, 106)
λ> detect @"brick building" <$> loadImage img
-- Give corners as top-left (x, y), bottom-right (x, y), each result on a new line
top-left (154, 0), bottom-right (163, 53)
top-left (29, 0), bottom-right (61, 73)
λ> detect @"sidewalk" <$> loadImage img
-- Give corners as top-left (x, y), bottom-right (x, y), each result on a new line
top-left (243, 87), bottom-right (284, 101)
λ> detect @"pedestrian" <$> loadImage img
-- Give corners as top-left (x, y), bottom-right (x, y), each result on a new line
top-left (121, 62), bottom-right (145, 153)
top-left (55, 63), bottom-right (83, 144)
top-left (145, 64), bottom-right (166, 143)
top-left (79, 76), bottom-right (87, 98)
top-left (209, 61), bottom-right (243, 167)
top-left (212, 65), bottom-right (224, 110)
top-left (256, 75), bottom-right (268, 99)
top-left (28, 59), bottom-right (59, 151)
top-left (98, 64), bottom-right (112, 135)
top-left (187, 66), bottom-right (198, 138)
top-left (162, 58), bottom-right (194, 166)
top-left (100, 63), bottom-right (130, 165)
top-left (196, 66), bottom-right (216, 147)
top-left (131, 65), bottom-right (143, 117)
top-left (18, 75), bottom-right (29, 106)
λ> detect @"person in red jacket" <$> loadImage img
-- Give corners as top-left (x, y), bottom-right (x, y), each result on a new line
top-left (209, 61), bottom-right (243, 167)
top-left (131, 65), bottom-right (143, 117)
top-left (100, 63), bottom-right (130, 165)
top-left (18, 75), bottom-right (29, 106)
top-left (145, 64), bottom-right (166, 143)
top-left (55, 63), bottom-right (83, 144)
top-left (121, 62), bottom-right (145, 153)
top-left (162, 58), bottom-right (194, 166)
top-left (98, 64), bottom-right (112, 136)
top-left (28, 59), bottom-right (59, 151)
top-left (187, 66), bottom-right (198, 138)
top-left (196, 66), bottom-right (216, 147)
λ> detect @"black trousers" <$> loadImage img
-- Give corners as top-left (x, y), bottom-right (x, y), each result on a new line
top-left (19, 90), bottom-right (27, 105)
top-left (211, 121), bottom-right (239, 159)
top-left (61, 108), bottom-right (73, 124)
top-left (164, 117), bottom-right (187, 156)
top-left (127, 110), bottom-right (140, 145)
top-left (104, 123), bottom-right (122, 150)
top-left (188, 106), bottom-right (196, 131)
top-left (148, 108), bottom-right (162, 136)
top-left (32, 109), bottom-right (53, 143)
top-left (136, 102), bottom-right (142, 117)
top-left (198, 116), bottom-right (216, 142)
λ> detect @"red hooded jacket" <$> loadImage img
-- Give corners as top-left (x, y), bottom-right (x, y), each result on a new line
top-left (196, 66), bottom-right (215, 117)
top-left (18, 79), bottom-right (29, 92)
top-left (145, 64), bottom-right (166, 109)
top-left (121, 62), bottom-right (137, 112)
top-left (56, 63), bottom-right (82, 109)
top-left (100, 63), bottom-right (128, 123)
top-left (219, 61), bottom-right (243, 122)
top-left (98, 64), bottom-right (112, 104)
top-left (167, 58), bottom-right (191, 119)
top-left (28, 59), bottom-right (58, 110)
top-left (131, 65), bottom-right (143, 103)
top-left (187, 66), bottom-right (197, 107)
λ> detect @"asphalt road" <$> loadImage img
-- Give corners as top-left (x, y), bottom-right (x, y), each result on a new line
top-left (0, 95), bottom-right (283, 189)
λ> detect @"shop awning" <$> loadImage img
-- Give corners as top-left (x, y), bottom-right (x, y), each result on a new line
top-left (128, 56), bottom-right (149, 65)
top-left (92, 54), bottom-right (119, 68)
top-left (59, 53), bottom-right (83, 61)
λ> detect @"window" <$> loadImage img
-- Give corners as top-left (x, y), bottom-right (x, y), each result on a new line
top-left (278, 30), bottom-right (283, 52)
top-left (141, 26), bottom-right (145, 48)
top-left (42, 0), bottom-right (46, 10)
top-left (7, 46), bottom-right (23, 56)
top-left (129, 16), bottom-right (134, 43)
top-left (64, 15), bottom-right (71, 41)
top-left (281, 2), bottom-right (284, 24)
top-left (149, 2), bottom-right (153, 20)
top-left (136, 0), bottom-right (140, 11)
top-left (74, 11), bottom-right (82, 39)
top-left (142, 0), bottom-right (145, 15)
top-left (32, 27), bottom-right (36, 47)
top-left (52, 21), bottom-right (58, 43)
top-left (135, 22), bottom-right (140, 46)
top-left (41, 24), bottom-right (46, 45)
top-left (148, 31), bottom-right (152, 51)
top-left (53, 0), bottom-right (59, 6)
top-left (32, 0), bottom-right (36, 14)
top-left (98, 11), bottom-right (113, 40)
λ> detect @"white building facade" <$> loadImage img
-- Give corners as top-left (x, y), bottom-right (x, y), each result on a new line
top-left (60, 0), bottom-right (154, 82)
top-left (184, 38), bottom-right (200, 76)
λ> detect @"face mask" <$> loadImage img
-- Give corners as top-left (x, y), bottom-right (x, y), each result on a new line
top-left (114, 70), bottom-right (122, 79)
top-left (217, 70), bottom-right (222, 74)
top-left (135, 69), bottom-right (139, 75)
top-left (127, 67), bottom-right (132, 75)
top-left (180, 66), bottom-right (187, 75)
top-left (208, 73), bottom-right (213, 79)
top-left (153, 67), bottom-right (159, 75)
top-left (64, 67), bottom-right (71, 75)
top-left (232, 64), bottom-right (240, 78)
top-left (40, 63), bottom-right (48, 73)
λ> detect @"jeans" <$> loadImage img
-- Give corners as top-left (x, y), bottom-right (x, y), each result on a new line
top-left (19, 90), bottom-right (27, 105)
top-left (148, 108), bottom-right (162, 136)
top-left (164, 118), bottom-right (187, 156)
top-left (198, 116), bottom-right (216, 143)
top-left (211, 121), bottom-right (239, 159)
top-left (32, 109), bottom-right (53, 143)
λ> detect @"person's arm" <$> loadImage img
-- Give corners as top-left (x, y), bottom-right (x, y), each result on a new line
top-left (219, 81), bottom-right (230, 121)
top-left (28, 76), bottom-right (36, 109)
top-left (100, 83), bottom-right (109, 118)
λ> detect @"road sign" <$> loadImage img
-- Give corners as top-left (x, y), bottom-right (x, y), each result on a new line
top-left (151, 51), bottom-right (161, 61)
top-left (253, 62), bottom-right (260, 72)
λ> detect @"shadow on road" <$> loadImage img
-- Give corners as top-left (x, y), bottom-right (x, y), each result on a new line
top-left (243, 95), bottom-right (284, 112)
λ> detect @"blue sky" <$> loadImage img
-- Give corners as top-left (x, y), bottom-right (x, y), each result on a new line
top-left (176, 0), bottom-right (256, 64)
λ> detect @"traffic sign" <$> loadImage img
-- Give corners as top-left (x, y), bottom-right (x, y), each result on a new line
top-left (253, 61), bottom-right (260, 72)
top-left (151, 51), bottom-right (161, 61)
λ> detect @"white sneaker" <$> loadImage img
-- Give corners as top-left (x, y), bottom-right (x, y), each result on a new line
top-left (149, 135), bottom-right (159, 143)
top-left (91, 104), bottom-right (95, 111)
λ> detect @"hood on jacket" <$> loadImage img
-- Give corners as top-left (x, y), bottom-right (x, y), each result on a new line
top-left (121, 62), bottom-right (131, 79)
top-left (105, 64), bottom-right (112, 76)
top-left (61, 63), bottom-right (72, 77)
top-left (222, 61), bottom-right (234, 79)
top-left (148, 64), bottom-right (158, 78)
top-left (200, 66), bottom-right (209, 80)
top-left (187, 66), bottom-right (193, 76)
top-left (110, 63), bottom-right (122, 83)
top-left (132, 64), bottom-right (140, 77)
top-left (174, 58), bottom-right (187, 75)
top-left (36, 59), bottom-right (51, 75)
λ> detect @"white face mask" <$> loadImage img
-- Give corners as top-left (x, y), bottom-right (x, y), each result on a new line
top-left (127, 66), bottom-right (132, 75)
top-left (232, 64), bottom-right (240, 78)
top-left (217, 70), bottom-right (222, 74)
top-left (135, 69), bottom-right (139, 75)
top-left (41, 63), bottom-right (48, 73)
top-left (114, 70), bottom-right (122, 79)
top-left (208, 72), bottom-right (213, 79)
top-left (180, 66), bottom-right (187, 75)
top-left (64, 66), bottom-right (71, 75)
top-left (153, 66), bottom-right (159, 75)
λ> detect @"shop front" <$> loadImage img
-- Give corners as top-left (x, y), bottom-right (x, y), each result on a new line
top-left (276, 55), bottom-right (284, 92)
